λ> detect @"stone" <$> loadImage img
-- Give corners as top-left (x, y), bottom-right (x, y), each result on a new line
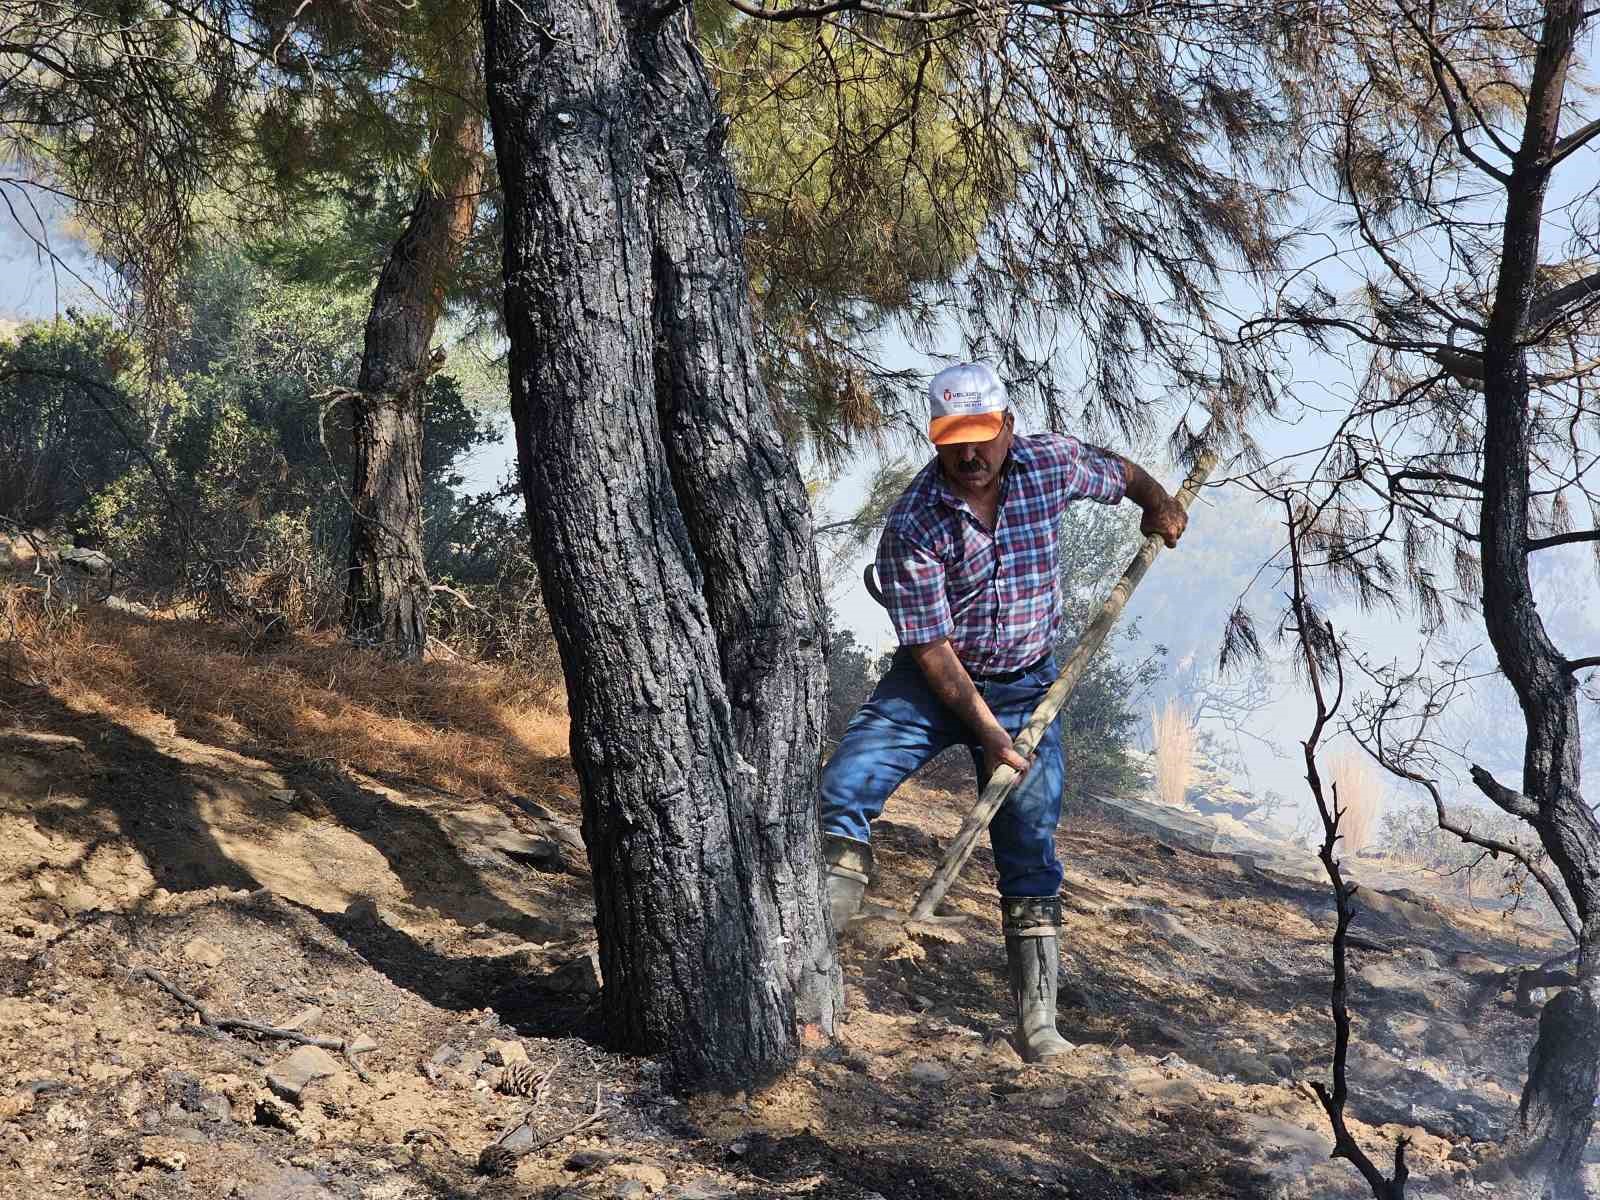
top-left (567, 1149), bottom-right (621, 1171)
top-left (347, 1033), bottom-right (378, 1055)
top-left (182, 937), bottom-right (227, 968)
top-left (265, 1046), bottom-right (341, 1104)
top-left (58, 882), bottom-right (99, 914)
top-left (672, 1180), bottom-right (736, 1199)
top-left (197, 1093), bottom-right (232, 1123)
top-left (906, 1060), bottom-right (950, 1086)
top-left (1266, 1054), bottom-right (1295, 1079)
top-left (44, 1101), bottom-right (86, 1132)
top-left (135, 1142), bottom-right (187, 1172)
top-left (486, 1039), bottom-right (529, 1067)
top-left (1004, 1088), bottom-right (1073, 1109)
top-left (606, 1163), bottom-right (668, 1194)
top-left (545, 950), bottom-right (602, 995)
top-left (61, 547), bottom-right (112, 575)
top-left (280, 1007), bottom-right (322, 1032)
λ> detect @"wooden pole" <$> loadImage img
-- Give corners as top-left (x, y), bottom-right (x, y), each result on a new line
top-left (907, 450), bottom-right (1219, 920)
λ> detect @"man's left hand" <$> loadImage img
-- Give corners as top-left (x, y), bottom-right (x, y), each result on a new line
top-left (1141, 498), bottom-right (1188, 549)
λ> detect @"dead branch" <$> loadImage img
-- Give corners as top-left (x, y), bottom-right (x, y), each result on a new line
top-left (129, 966), bottom-right (374, 1083)
top-left (1285, 499), bottom-right (1409, 1200)
top-left (477, 1080), bottom-right (610, 1176)
top-left (428, 583), bottom-right (482, 612)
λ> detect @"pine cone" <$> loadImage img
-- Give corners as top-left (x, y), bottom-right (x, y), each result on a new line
top-left (477, 1144), bottom-right (518, 1177)
top-left (496, 1061), bottom-right (542, 1097)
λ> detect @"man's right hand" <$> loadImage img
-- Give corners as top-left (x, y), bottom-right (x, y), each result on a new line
top-left (981, 726), bottom-right (1030, 781)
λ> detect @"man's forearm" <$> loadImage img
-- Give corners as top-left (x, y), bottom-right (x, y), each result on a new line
top-left (908, 638), bottom-right (1008, 746)
top-left (1118, 455), bottom-right (1172, 512)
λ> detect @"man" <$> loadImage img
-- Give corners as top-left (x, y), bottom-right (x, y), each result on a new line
top-left (819, 362), bottom-right (1188, 1062)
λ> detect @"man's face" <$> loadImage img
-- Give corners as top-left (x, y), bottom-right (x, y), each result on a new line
top-left (936, 412), bottom-right (1013, 491)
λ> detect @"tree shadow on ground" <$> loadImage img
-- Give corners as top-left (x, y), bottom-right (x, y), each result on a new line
top-left (4, 686), bottom-right (598, 1039)
top-left (278, 758), bottom-right (581, 945)
top-left (690, 1123), bottom-right (1277, 1200)
top-left (6, 686), bottom-right (260, 900)
top-left (308, 896), bottom-right (602, 1042)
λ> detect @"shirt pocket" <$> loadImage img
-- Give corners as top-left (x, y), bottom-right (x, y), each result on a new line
top-left (943, 526), bottom-right (997, 624)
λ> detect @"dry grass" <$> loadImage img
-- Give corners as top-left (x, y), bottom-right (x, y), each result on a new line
top-left (1150, 700), bottom-right (1196, 807)
top-left (1, 580), bottom-right (574, 799)
top-left (1329, 751), bottom-right (1382, 854)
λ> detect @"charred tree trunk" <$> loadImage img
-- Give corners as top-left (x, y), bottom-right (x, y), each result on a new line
top-left (640, 22), bottom-right (839, 1029)
top-left (1476, 2), bottom-right (1600, 1192)
top-left (346, 91), bottom-right (486, 660)
top-left (483, 0), bottom-right (832, 1086)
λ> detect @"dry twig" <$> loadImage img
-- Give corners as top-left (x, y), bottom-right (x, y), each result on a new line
top-left (1284, 500), bottom-right (1409, 1200)
top-left (477, 1080), bottom-right (610, 1176)
top-left (129, 966), bottom-right (375, 1082)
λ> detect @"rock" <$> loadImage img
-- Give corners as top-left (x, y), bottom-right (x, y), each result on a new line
top-left (511, 837), bottom-right (565, 871)
top-left (62, 547), bottom-right (113, 575)
top-left (1266, 1054), bottom-right (1295, 1079)
top-left (182, 937), bottom-right (227, 968)
top-left (1005, 1088), bottom-right (1073, 1109)
top-left (1448, 950), bottom-right (1503, 978)
top-left (486, 1038), bottom-right (529, 1067)
top-left (545, 950), bottom-right (602, 995)
top-left (906, 1060), bottom-right (950, 1086)
top-left (672, 1179), bottom-right (736, 1199)
top-left (614, 1185), bottom-right (649, 1200)
top-left (43, 1101), bottom-right (86, 1132)
top-left (265, 1046), bottom-right (341, 1104)
top-left (605, 1163), bottom-right (669, 1194)
top-left (104, 595), bottom-right (153, 616)
top-left (57, 881), bottom-right (99, 914)
top-left (197, 1093), bottom-right (232, 1123)
top-left (347, 1033), bottom-right (378, 1055)
top-left (135, 1142), bottom-right (187, 1172)
top-left (0, 1092), bottom-right (33, 1120)
top-left (567, 1149), bottom-right (621, 1171)
top-left (280, 1007), bottom-right (322, 1032)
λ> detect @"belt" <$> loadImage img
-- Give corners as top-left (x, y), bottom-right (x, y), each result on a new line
top-left (969, 653), bottom-right (1053, 685)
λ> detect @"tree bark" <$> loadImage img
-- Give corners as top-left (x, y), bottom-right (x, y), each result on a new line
top-left (346, 87), bottom-right (486, 660)
top-left (483, 0), bottom-right (821, 1087)
top-left (1475, 2), bottom-right (1600, 1191)
top-left (639, 18), bottom-right (839, 1028)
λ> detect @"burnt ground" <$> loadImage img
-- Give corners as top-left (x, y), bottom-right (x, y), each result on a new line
top-left (0, 666), bottom-right (1581, 1200)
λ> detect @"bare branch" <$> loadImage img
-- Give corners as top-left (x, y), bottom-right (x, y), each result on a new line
top-left (129, 967), bottom-right (375, 1082)
top-left (1468, 764), bottom-right (1541, 821)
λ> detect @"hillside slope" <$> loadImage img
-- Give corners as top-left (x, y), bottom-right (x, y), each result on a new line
top-left (0, 594), bottom-right (1578, 1200)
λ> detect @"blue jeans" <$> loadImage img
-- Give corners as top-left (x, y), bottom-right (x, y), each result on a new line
top-left (819, 650), bottom-right (1065, 898)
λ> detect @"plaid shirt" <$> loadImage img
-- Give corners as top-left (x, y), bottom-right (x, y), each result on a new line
top-left (876, 433), bottom-right (1126, 674)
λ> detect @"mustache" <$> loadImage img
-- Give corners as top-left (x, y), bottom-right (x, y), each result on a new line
top-left (957, 458), bottom-right (988, 474)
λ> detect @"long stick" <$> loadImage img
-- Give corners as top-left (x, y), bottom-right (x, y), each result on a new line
top-left (908, 451), bottom-right (1218, 920)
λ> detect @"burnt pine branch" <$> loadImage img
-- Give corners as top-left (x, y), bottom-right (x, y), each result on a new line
top-left (1467, 765), bottom-right (1543, 822)
top-left (1285, 499), bottom-right (1408, 1200)
top-left (1527, 529), bottom-right (1600, 551)
top-left (1360, 738), bottom-right (1580, 940)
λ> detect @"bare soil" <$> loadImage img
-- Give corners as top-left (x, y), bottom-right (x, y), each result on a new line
top-left (0, 609), bottom-right (1575, 1200)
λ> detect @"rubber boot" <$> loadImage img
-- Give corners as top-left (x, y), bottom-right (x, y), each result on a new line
top-left (1002, 895), bottom-right (1075, 1062)
top-left (822, 833), bottom-right (872, 932)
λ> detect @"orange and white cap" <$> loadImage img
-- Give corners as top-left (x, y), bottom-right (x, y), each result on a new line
top-left (928, 362), bottom-right (1008, 445)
